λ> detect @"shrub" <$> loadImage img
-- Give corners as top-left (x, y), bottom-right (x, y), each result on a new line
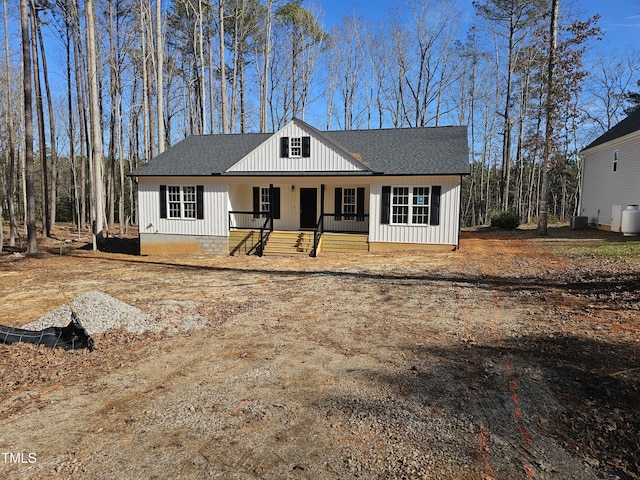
top-left (490, 210), bottom-right (521, 230)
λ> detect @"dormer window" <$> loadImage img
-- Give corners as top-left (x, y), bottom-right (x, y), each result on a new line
top-left (280, 136), bottom-right (311, 158)
top-left (290, 137), bottom-right (302, 157)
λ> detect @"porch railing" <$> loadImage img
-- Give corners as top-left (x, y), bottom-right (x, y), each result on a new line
top-left (320, 213), bottom-right (369, 233)
top-left (229, 210), bottom-right (273, 256)
top-left (229, 211), bottom-right (272, 230)
top-left (258, 215), bottom-right (273, 256)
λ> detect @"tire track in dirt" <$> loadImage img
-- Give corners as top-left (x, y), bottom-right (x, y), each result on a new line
top-left (463, 238), bottom-right (537, 479)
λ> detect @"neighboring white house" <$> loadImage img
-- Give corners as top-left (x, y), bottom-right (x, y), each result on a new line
top-left (580, 109), bottom-right (640, 231)
top-left (129, 118), bottom-right (469, 255)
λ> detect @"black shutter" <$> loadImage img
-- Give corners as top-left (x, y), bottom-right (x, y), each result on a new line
top-left (160, 185), bottom-right (167, 219)
top-left (334, 187), bottom-right (342, 221)
top-left (430, 186), bottom-right (441, 226)
top-left (196, 185), bottom-right (204, 219)
top-left (280, 137), bottom-right (289, 158)
top-left (381, 186), bottom-right (391, 225)
top-left (302, 136), bottom-right (311, 157)
top-left (253, 187), bottom-right (260, 218)
top-left (272, 187), bottom-right (281, 219)
top-left (356, 187), bottom-right (365, 221)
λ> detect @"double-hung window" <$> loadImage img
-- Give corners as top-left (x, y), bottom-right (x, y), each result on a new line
top-left (613, 150), bottom-right (619, 173)
top-left (411, 187), bottom-right (430, 225)
top-left (391, 187), bottom-right (410, 224)
top-left (260, 187), bottom-right (271, 217)
top-left (168, 185), bottom-right (196, 219)
top-left (343, 188), bottom-right (356, 219)
top-left (160, 185), bottom-right (203, 220)
top-left (382, 185), bottom-right (439, 226)
top-left (290, 137), bottom-right (302, 157)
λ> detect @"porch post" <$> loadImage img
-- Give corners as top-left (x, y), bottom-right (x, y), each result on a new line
top-left (269, 184), bottom-right (274, 231)
top-left (320, 184), bottom-right (325, 217)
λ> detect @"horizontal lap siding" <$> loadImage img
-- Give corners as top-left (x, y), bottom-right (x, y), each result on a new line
top-left (138, 177), bottom-right (228, 237)
top-left (581, 134), bottom-right (640, 226)
top-left (369, 176), bottom-right (461, 246)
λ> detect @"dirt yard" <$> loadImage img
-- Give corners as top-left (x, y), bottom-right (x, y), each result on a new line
top-left (0, 226), bottom-right (638, 480)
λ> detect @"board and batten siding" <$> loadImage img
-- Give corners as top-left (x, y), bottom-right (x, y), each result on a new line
top-left (138, 177), bottom-right (228, 237)
top-left (369, 176), bottom-right (462, 246)
top-left (581, 131), bottom-right (640, 227)
top-left (226, 122), bottom-right (368, 174)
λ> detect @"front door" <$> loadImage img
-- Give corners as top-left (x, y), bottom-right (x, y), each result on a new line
top-left (300, 188), bottom-right (317, 229)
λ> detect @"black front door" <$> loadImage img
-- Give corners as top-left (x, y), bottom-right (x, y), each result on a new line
top-left (300, 188), bottom-right (317, 229)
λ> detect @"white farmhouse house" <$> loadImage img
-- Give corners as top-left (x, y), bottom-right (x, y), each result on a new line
top-left (130, 118), bottom-right (469, 255)
top-left (580, 109), bottom-right (640, 231)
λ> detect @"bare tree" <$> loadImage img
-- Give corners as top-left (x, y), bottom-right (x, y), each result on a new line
top-left (538, 0), bottom-right (559, 235)
top-left (156, 0), bottom-right (166, 152)
top-left (85, 0), bottom-right (105, 249)
top-left (21, 0), bottom-right (37, 253)
top-left (474, 0), bottom-right (546, 210)
top-left (3, 0), bottom-right (17, 246)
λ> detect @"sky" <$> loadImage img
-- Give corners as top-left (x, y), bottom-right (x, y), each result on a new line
top-left (313, 0), bottom-right (640, 55)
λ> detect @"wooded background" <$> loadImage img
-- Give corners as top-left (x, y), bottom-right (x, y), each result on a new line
top-left (1, 0), bottom-right (639, 252)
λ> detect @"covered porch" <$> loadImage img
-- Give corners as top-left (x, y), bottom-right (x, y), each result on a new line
top-left (227, 179), bottom-right (370, 256)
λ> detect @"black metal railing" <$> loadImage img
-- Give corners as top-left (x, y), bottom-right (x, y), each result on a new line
top-left (229, 211), bottom-right (273, 230)
top-left (257, 215), bottom-right (272, 256)
top-left (320, 213), bottom-right (369, 233)
top-left (229, 210), bottom-right (273, 256)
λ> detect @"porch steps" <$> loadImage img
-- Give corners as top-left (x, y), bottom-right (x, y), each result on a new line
top-left (319, 232), bottom-right (369, 254)
top-left (262, 231), bottom-right (314, 257)
top-left (229, 230), bottom-right (369, 256)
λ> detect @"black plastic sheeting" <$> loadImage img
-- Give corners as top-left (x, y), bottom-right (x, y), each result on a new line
top-left (0, 312), bottom-right (94, 351)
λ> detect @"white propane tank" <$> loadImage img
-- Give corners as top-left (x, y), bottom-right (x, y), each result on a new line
top-left (621, 205), bottom-right (640, 236)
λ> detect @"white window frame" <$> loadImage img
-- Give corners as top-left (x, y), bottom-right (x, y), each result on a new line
top-left (613, 149), bottom-right (619, 173)
top-left (290, 137), bottom-right (302, 157)
top-left (167, 185), bottom-right (197, 219)
top-left (390, 186), bottom-right (430, 226)
top-left (260, 187), bottom-right (271, 217)
top-left (343, 187), bottom-right (357, 220)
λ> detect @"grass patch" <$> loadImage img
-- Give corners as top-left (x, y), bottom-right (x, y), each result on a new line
top-left (558, 240), bottom-right (640, 260)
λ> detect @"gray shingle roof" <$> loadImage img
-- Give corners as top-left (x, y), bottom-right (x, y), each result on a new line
top-left (581, 108), bottom-right (640, 152)
top-left (130, 123), bottom-right (469, 177)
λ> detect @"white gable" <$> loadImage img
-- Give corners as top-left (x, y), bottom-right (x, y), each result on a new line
top-left (225, 120), bottom-right (371, 174)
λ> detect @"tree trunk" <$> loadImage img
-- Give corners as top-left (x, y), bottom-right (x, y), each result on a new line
top-left (537, 0), bottom-right (559, 235)
top-left (29, 0), bottom-right (49, 237)
top-left (21, 0), bottom-right (37, 253)
top-left (85, 0), bottom-right (105, 249)
top-left (219, 0), bottom-right (228, 133)
top-left (260, 0), bottom-right (272, 133)
top-left (36, 13), bottom-right (58, 231)
top-left (3, 0), bottom-right (17, 246)
top-left (156, 0), bottom-right (166, 153)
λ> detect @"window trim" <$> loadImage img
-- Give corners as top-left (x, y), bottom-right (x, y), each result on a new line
top-left (382, 185), bottom-right (440, 227)
top-left (343, 187), bottom-right (357, 220)
top-left (167, 185), bottom-right (196, 219)
top-left (160, 185), bottom-right (203, 220)
top-left (289, 137), bottom-right (302, 158)
top-left (613, 149), bottom-right (619, 173)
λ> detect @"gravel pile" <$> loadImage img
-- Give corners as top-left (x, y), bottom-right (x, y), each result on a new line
top-left (21, 291), bottom-right (209, 335)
